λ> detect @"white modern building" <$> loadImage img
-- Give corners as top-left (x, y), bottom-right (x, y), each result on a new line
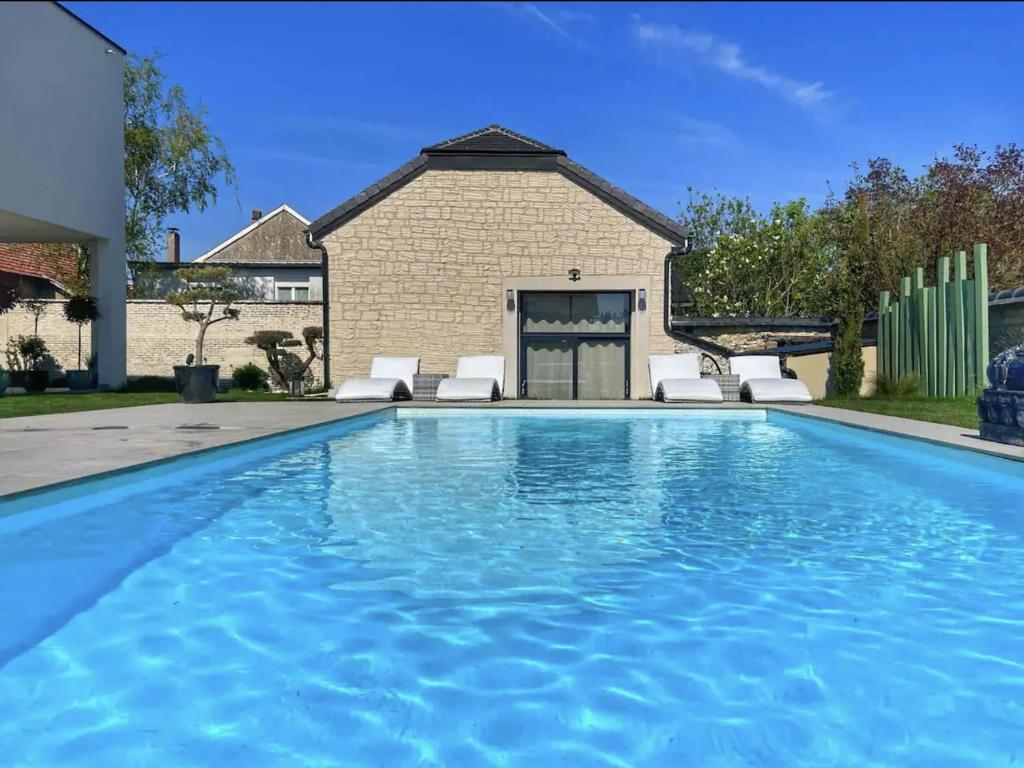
top-left (0, 2), bottom-right (126, 388)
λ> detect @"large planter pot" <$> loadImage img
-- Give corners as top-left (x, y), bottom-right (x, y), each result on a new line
top-left (67, 369), bottom-right (93, 391)
top-left (174, 364), bottom-right (220, 404)
top-left (9, 371), bottom-right (25, 388)
top-left (23, 369), bottom-right (49, 393)
top-left (0, 370), bottom-right (8, 397)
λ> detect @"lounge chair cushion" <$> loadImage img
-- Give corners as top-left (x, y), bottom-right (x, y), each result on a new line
top-left (729, 355), bottom-right (811, 403)
top-left (656, 378), bottom-right (724, 403)
top-left (436, 378), bottom-right (501, 401)
top-left (729, 355), bottom-right (784, 383)
top-left (335, 378), bottom-right (411, 402)
top-left (648, 354), bottom-right (722, 402)
top-left (436, 355), bottom-right (505, 402)
top-left (741, 378), bottom-right (813, 403)
top-left (649, 354), bottom-right (700, 387)
top-left (369, 356), bottom-right (419, 393)
top-left (335, 356), bottom-right (419, 402)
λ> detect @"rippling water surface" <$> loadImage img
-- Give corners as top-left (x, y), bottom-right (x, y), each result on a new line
top-left (1, 409), bottom-right (1023, 767)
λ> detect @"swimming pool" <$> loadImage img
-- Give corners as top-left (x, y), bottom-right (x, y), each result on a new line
top-left (1, 408), bottom-right (1022, 766)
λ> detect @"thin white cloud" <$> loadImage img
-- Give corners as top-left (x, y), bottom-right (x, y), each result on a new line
top-left (633, 22), bottom-right (833, 113)
top-left (523, 3), bottom-right (572, 39)
top-left (672, 115), bottom-right (740, 149)
top-left (489, 3), bottom-right (589, 50)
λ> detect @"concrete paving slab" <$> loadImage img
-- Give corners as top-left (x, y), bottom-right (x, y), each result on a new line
top-left (0, 401), bottom-right (388, 496)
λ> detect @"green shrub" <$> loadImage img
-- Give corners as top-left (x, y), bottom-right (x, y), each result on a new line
top-left (123, 375), bottom-right (177, 392)
top-left (870, 372), bottom-right (923, 398)
top-left (5, 335), bottom-right (54, 372)
top-left (232, 362), bottom-right (269, 391)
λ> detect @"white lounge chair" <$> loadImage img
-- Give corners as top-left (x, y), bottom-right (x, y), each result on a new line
top-left (648, 354), bottom-right (723, 403)
top-left (435, 355), bottom-right (504, 402)
top-left (729, 355), bottom-right (812, 403)
top-left (334, 356), bottom-right (419, 402)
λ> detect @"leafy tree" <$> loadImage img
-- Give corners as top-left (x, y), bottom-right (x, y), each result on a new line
top-left (831, 195), bottom-right (870, 395)
top-left (676, 190), bottom-right (834, 317)
top-left (125, 53), bottom-right (236, 261)
top-left (166, 266), bottom-right (242, 366)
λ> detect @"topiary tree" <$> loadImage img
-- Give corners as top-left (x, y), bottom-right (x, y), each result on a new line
top-left (245, 326), bottom-right (324, 389)
top-left (166, 266), bottom-right (242, 366)
top-left (244, 330), bottom-right (301, 388)
top-left (62, 295), bottom-right (100, 370)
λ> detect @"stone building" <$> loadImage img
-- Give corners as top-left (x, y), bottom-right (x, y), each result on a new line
top-left (307, 124), bottom-right (697, 399)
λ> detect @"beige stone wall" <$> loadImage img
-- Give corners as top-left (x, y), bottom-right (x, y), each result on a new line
top-left (1, 300), bottom-right (324, 384)
top-left (322, 169), bottom-right (676, 397)
top-left (787, 347), bottom-right (876, 399)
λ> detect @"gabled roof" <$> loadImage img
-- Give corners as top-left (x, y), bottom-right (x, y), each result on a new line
top-left (424, 124), bottom-right (563, 155)
top-left (194, 204), bottom-right (310, 263)
top-left (307, 124), bottom-right (691, 246)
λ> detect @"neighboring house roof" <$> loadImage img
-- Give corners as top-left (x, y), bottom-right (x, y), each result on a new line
top-left (307, 124), bottom-right (692, 247)
top-left (0, 242), bottom-right (78, 290)
top-left (194, 204), bottom-right (312, 264)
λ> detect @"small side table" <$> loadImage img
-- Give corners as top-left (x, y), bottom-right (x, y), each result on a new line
top-left (704, 374), bottom-right (741, 402)
top-left (412, 373), bottom-right (449, 401)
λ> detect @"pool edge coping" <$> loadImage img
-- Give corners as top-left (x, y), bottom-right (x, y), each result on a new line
top-left (1, 400), bottom-right (1020, 503)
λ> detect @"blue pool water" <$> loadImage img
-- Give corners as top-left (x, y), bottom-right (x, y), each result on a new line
top-left (1, 409), bottom-right (1023, 767)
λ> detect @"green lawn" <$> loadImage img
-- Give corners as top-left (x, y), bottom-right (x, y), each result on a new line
top-left (818, 395), bottom-right (979, 429)
top-left (0, 389), bottom-right (288, 419)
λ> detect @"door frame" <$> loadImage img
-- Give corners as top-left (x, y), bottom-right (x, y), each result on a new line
top-left (500, 274), bottom-right (654, 399)
top-left (517, 290), bottom-right (632, 400)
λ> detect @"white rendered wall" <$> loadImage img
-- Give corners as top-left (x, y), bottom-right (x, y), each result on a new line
top-left (0, 2), bottom-right (126, 387)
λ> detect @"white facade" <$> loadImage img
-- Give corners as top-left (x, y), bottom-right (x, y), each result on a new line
top-left (0, 2), bottom-right (126, 387)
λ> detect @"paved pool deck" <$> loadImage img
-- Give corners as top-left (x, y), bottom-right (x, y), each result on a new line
top-left (0, 399), bottom-right (1020, 497)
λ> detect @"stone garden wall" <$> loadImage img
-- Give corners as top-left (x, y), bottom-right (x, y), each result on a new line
top-left (0, 299), bottom-right (324, 384)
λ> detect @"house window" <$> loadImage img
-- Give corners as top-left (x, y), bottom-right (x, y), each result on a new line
top-left (275, 282), bottom-right (310, 301)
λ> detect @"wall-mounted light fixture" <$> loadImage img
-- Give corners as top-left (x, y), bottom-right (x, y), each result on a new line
top-left (506, 289), bottom-right (516, 312)
top-left (637, 288), bottom-right (647, 312)
top-left (568, 268), bottom-right (581, 282)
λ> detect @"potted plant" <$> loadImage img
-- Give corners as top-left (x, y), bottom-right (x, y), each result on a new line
top-left (166, 266), bottom-right (242, 403)
top-left (0, 366), bottom-right (8, 397)
top-left (4, 335), bottom-right (54, 393)
top-left (62, 295), bottom-right (100, 391)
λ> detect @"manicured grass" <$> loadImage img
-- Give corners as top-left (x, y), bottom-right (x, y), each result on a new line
top-left (818, 395), bottom-right (979, 429)
top-left (0, 389), bottom-right (288, 419)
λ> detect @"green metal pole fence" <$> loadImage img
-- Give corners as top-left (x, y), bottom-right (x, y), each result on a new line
top-left (875, 244), bottom-right (989, 398)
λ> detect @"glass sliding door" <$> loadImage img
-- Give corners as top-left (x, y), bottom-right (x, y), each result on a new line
top-left (519, 292), bottom-right (631, 399)
top-left (577, 339), bottom-right (627, 399)
top-left (523, 340), bottom-right (574, 400)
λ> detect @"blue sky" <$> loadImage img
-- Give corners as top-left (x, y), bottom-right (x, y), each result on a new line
top-left (68, 1), bottom-right (1023, 261)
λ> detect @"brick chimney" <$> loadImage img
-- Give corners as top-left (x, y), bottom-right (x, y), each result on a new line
top-left (251, 208), bottom-right (262, 221)
top-left (166, 227), bottom-right (180, 263)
